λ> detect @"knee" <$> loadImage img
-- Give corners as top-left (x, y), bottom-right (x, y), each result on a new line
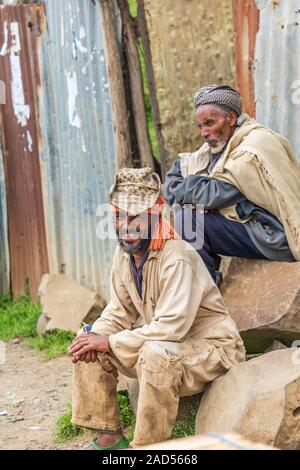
top-left (138, 341), bottom-right (180, 371)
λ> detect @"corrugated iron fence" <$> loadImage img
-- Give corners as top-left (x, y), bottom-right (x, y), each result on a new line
top-left (0, 0), bottom-right (299, 302)
top-left (0, 0), bottom-right (119, 301)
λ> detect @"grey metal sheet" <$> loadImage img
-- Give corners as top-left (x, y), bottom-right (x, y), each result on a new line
top-left (254, 0), bottom-right (300, 161)
top-left (38, 0), bottom-right (117, 301)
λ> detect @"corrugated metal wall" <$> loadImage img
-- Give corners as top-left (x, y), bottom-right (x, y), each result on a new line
top-left (143, 0), bottom-right (236, 167)
top-left (0, 0), bottom-right (117, 301)
top-left (0, 141), bottom-right (9, 293)
top-left (38, 0), bottom-right (117, 301)
top-left (254, 0), bottom-right (300, 161)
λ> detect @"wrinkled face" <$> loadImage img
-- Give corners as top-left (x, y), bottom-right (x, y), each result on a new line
top-left (113, 208), bottom-right (153, 254)
top-left (195, 105), bottom-right (238, 154)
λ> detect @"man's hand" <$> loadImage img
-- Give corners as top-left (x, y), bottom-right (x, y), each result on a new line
top-left (68, 333), bottom-right (110, 364)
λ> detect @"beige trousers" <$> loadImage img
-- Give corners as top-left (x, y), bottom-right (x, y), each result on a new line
top-left (72, 340), bottom-right (185, 447)
top-left (72, 334), bottom-right (242, 446)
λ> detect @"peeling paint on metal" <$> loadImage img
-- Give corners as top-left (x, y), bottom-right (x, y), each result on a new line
top-left (10, 53), bottom-right (30, 127)
top-left (65, 70), bottom-right (81, 129)
top-left (254, 0), bottom-right (300, 161)
top-left (26, 130), bottom-right (33, 152)
top-left (0, 20), bottom-right (9, 56)
top-left (7, 21), bottom-right (30, 127)
top-left (0, 142), bottom-right (9, 293)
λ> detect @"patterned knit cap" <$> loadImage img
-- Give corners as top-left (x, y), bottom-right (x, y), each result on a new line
top-left (194, 84), bottom-right (242, 116)
top-left (109, 167), bottom-right (161, 216)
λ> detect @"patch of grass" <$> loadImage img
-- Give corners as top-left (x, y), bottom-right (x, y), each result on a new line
top-left (27, 330), bottom-right (75, 360)
top-left (54, 402), bottom-right (85, 443)
top-left (0, 293), bottom-right (41, 340)
top-left (171, 407), bottom-right (197, 439)
top-left (117, 391), bottom-right (136, 442)
top-left (0, 293), bottom-right (75, 360)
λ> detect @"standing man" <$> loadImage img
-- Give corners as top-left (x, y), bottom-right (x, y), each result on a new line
top-left (69, 167), bottom-right (245, 449)
top-left (165, 85), bottom-right (300, 283)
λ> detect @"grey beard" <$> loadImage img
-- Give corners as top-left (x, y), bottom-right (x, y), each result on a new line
top-left (210, 140), bottom-right (228, 154)
top-left (119, 238), bottom-right (150, 255)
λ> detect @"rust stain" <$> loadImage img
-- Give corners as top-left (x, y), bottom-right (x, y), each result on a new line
top-left (0, 5), bottom-right (49, 299)
top-left (272, 0), bottom-right (280, 9)
top-left (232, 0), bottom-right (260, 117)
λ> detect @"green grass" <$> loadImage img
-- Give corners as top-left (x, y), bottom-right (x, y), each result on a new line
top-left (0, 293), bottom-right (75, 359)
top-left (27, 330), bottom-right (75, 360)
top-left (117, 391), bottom-right (196, 442)
top-left (54, 402), bottom-right (85, 443)
top-left (0, 293), bottom-right (41, 340)
top-left (117, 391), bottom-right (136, 442)
top-left (171, 407), bottom-right (197, 439)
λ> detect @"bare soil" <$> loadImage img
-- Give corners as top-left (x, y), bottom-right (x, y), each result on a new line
top-left (0, 341), bottom-right (90, 450)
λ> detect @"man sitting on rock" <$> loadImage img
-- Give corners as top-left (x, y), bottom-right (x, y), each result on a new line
top-left (69, 167), bottom-right (245, 449)
top-left (164, 84), bottom-right (300, 284)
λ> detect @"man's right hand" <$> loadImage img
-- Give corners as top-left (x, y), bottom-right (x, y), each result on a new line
top-left (72, 350), bottom-right (98, 364)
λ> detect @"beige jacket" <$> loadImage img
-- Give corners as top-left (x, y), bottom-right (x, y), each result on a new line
top-left (92, 240), bottom-right (245, 392)
top-left (182, 118), bottom-right (300, 260)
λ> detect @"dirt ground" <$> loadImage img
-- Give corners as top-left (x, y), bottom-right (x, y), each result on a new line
top-left (0, 341), bottom-right (91, 450)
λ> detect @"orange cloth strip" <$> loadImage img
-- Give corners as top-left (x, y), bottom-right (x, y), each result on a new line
top-left (147, 195), bottom-right (179, 251)
top-left (110, 195), bottom-right (179, 251)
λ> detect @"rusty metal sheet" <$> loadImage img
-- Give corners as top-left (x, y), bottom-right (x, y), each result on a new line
top-left (144, 0), bottom-right (236, 167)
top-left (232, 0), bottom-right (259, 117)
top-left (0, 4), bottom-right (49, 299)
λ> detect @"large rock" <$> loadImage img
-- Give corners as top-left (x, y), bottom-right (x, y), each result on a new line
top-left (195, 349), bottom-right (300, 449)
top-left (220, 259), bottom-right (300, 352)
top-left (37, 274), bottom-right (103, 333)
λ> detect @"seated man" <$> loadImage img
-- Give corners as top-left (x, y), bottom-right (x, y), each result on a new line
top-left (69, 167), bottom-right (245, 449)
top-left (164, 84), bottom-right (300, 283)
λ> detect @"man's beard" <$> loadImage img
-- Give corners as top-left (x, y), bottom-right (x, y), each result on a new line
top-left (209, 140), bottom-right (228, 155)
top-left (118, 237), bottom-right (150, 255)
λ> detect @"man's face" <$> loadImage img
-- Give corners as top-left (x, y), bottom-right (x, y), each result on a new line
top-left (113, 209), bottom-right (154, 254)
top-left (195, 105), bottom-right (238, 154)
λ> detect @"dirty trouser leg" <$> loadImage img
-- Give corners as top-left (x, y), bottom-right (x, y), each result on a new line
top-left (72, 354), bottom-right (121, 432)
top-left (132, 341), bottom-right (182, 447)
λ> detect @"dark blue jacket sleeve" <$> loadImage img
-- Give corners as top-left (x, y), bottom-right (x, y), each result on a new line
top-left (164, 160), bottom-right (245, 209)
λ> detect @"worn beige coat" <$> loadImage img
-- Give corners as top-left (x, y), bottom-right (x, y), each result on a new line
top-left (181, 118), bottom-right (300, 260)
top-left (91, 239), bottom-right (245, 396)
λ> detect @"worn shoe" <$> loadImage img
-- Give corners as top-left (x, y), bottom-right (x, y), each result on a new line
top-left (91, 436), bottom-right (129, 450)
